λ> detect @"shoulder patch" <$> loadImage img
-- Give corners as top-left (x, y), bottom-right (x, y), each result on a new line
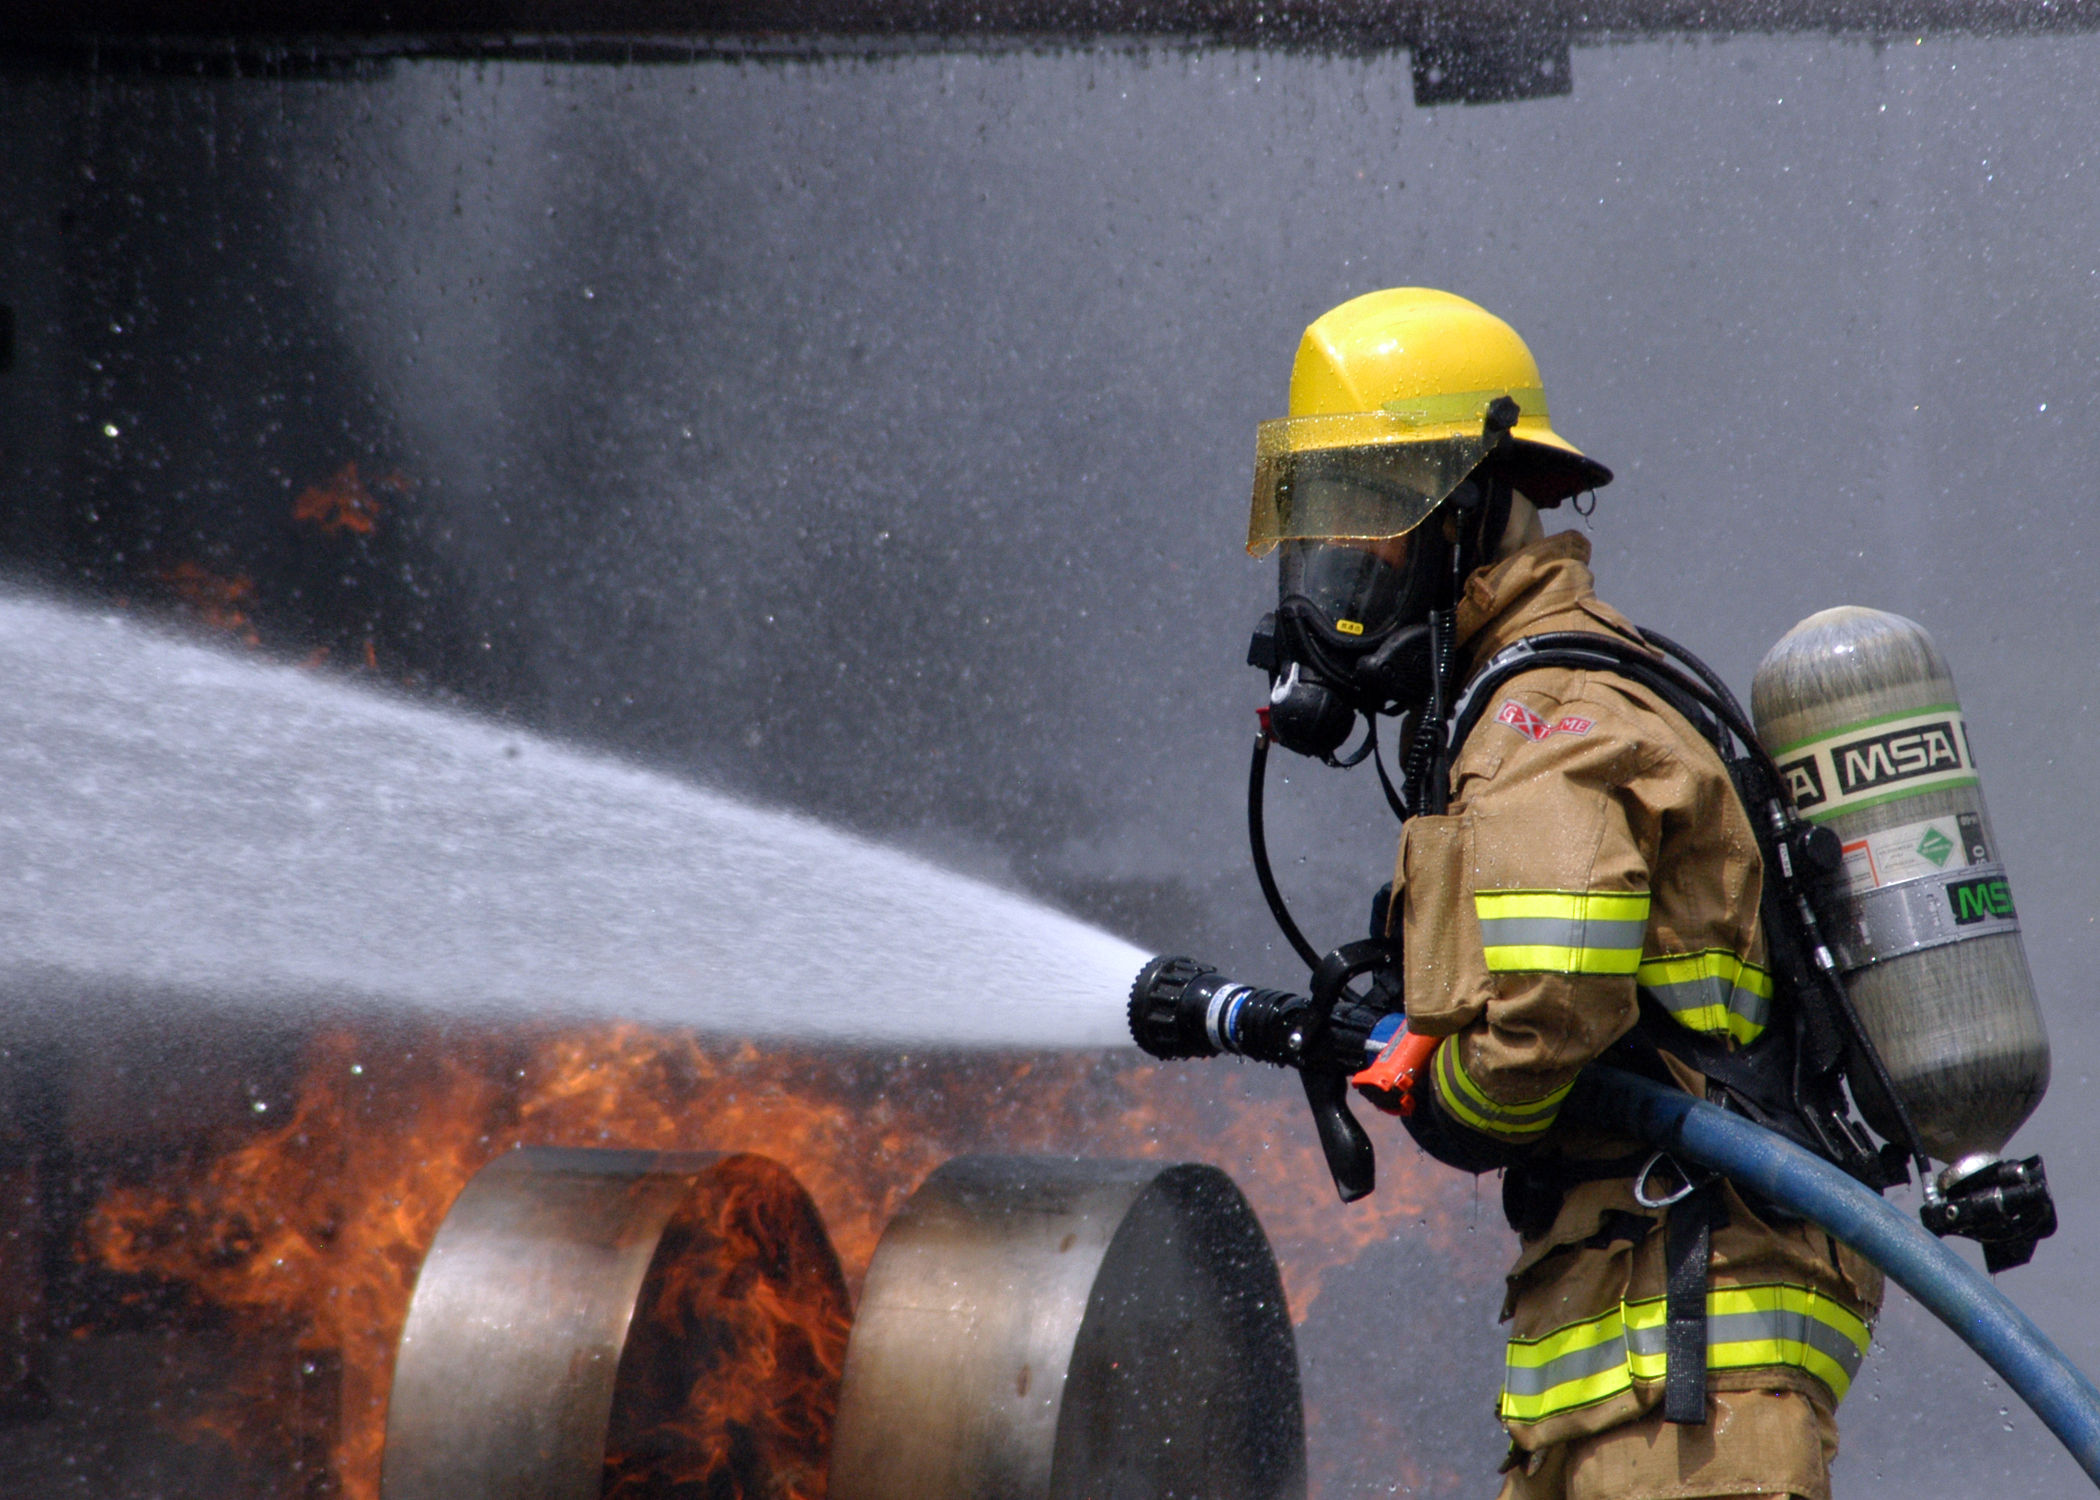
top-left (1496, 699), bottom-right (1550, 740)
top-left (1495, 699), bottom-right (1595, 742)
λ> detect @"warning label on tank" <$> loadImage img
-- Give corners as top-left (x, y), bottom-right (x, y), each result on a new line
top-left (1772, 707), bottom-right (1979, 821)
top-left (1837, 812), bottom-right (1992, 896)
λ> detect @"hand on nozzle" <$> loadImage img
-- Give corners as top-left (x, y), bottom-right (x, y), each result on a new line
top-left (1352, 1024), bottom-right (1438, 1117)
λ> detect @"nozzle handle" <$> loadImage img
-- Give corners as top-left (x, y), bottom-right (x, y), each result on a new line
top-left (1302, 1069), bottom-right (1375, 1202)
top-left (1300, 938), bottom-right (1398, 1202)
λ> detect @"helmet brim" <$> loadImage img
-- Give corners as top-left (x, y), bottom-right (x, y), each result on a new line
top-left (1507, 435), bottom-right (1613, 507)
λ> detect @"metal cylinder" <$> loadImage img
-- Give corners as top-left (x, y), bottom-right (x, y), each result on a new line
top-left (380, 1146), bottom-right (849, 1500)
top-left (1752, 606), bottom-right (2050, 1160)
top-left (828, 1155), bottom-right (1304, 1500)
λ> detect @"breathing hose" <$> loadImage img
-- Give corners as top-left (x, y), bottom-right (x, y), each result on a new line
top-left (1575, 1065), bottom-right (2100, 1487)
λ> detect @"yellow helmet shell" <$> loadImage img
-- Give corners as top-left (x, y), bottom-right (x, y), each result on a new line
top-left (1283, 287), bottom-right (1609, 505)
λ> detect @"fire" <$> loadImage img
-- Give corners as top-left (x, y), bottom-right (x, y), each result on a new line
top-left (89, 1033), bottom-right (509, 1496)
top-left (292, 462), bottom-right (406, 536)
top-left (84, 1023), bottom-right (1479, 1499)
top-left (602, 1154), bottom-right (853, 1500)
top-left (158, 560), bottom-right (260, 643)
top-left (149, 461), bottom-right (410, 661)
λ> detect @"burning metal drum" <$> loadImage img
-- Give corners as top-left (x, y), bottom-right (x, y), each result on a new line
top-left (829, 1155), bottom-right (1306, 1500)
top-left (379, 1145), bottom-right (850, 1500)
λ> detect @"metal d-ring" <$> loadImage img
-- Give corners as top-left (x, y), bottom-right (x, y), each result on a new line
top-left (1632, 1150), bottom-right (1701, 1209)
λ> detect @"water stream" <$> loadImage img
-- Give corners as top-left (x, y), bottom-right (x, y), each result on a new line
top-left (0, 588), bottom-right (1145, 1050)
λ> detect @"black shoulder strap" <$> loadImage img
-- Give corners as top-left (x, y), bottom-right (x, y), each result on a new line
top-left (1448, 630), bottom-right (1727, 765)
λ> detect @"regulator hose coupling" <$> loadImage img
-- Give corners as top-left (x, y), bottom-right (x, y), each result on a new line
top-left (1921, 1154), bottom-right (2058, 1274)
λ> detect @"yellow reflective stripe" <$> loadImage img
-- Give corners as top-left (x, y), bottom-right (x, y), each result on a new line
top-left (1501, 1303), bottom-right (1637, 1420)
top-left (1475, 889), bottom-right (1651, 975)
top-left (1431, 1039), bottom-right (1571, 1142)
top-left (1501, 1284), bottom-right (1872, 1423)
top-left (1637, 950), bottom-right (1775, 1045)
top-left (1475, 891), bottom-right (1654, 923)
top-left (1635, 951), bottom-right (1775, 995)
top-left (1502, 1307), bottom-right (1637, 1418)
top-left (1504, 1305), bottom-right (1629, 1371)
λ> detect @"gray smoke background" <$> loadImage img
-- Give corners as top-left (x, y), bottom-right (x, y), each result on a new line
top-left (4, 32), bottom-right (2099, 1494)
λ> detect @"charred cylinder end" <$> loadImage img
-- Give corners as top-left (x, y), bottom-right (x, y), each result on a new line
top-left (829, 1156), bottom-right (1307, 1500)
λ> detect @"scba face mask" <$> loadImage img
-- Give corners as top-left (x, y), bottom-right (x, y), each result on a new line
top-left (1249, 473), bottom-right (1504, 762)
top-left (1262, 539), bottom-right (1439, 760)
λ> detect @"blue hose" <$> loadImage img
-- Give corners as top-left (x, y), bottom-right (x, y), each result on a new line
top-left (1572, 1065), bottom-right (2100, 1486)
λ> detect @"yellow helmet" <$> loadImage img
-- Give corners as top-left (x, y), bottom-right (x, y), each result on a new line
top-left (1247, 288), bottom-right (1611, 555)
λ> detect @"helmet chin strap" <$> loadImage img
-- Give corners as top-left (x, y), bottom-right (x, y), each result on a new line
top-left (1448, 462), bottom-right (1515, 585)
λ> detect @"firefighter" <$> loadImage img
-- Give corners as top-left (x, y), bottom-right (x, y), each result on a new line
top-left (1250, 288), bottom-right (1884, 1499)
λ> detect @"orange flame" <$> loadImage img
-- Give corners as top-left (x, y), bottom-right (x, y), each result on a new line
top-left (85, 1023), bottom-right (1478, 1499)
top-left (603, 1155), bottom-right (853, 1500)
top-left (292, 462), bottom-right (400, 536)
top-left (158, 561), bottom-right (260, 643)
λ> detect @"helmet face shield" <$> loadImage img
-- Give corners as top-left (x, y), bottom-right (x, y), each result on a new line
top-left (1247, 411), bottom-right (1492, 558)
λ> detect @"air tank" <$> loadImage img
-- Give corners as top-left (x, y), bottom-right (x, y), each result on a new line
top-left (1752, 607), bottom-right (2049, 1163)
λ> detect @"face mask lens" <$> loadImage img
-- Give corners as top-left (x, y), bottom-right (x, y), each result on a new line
top-left (1278, 540), bottom-right (1408, 641)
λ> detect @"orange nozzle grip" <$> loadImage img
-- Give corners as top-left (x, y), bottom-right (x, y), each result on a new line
top-left (1351, 1028), bottom-right (1438, 1117)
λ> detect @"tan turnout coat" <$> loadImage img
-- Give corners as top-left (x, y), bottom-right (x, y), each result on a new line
top-left (1391, 532), bottom-right (1884, 1471)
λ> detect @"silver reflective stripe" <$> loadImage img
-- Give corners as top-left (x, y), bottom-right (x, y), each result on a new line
top-left (1502, 1332), bottom-right (1631, 1398)
top-left (1477, 916), bottom-right (1649, 952)
top-left (1707, 1306), bottom-right (1867, 1386)
top-left (1641, 975), bottom-right (1773, 1031)
top-left (1505, 1298), bottom-right (1866, 1406)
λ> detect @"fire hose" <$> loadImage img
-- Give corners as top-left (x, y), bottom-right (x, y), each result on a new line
top-left (1576, 1064), bottom-right (2100, 1487)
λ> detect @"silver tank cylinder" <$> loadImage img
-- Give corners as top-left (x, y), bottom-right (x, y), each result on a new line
top-left (1752, 606), bottom-right (2049, 1161)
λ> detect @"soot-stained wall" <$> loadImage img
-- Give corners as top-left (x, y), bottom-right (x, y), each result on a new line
top-left (5, 37), bottom-right (2100, 1494)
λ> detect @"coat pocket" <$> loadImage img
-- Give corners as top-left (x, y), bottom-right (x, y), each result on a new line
top-left (1396, 812), bottom-right (1494, 1034)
